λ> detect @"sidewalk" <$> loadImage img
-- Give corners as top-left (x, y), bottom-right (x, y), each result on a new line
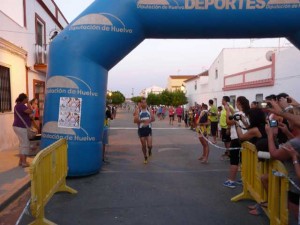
top-left (0, 148), bottom-right (34, 212)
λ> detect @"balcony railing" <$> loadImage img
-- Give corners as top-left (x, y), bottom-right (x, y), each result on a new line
top-left (35, 44), bottom-right (48, 65)
top-left (223, 54), bottom-right (275, 91)
top-left (34, 44), bottom-right (49, 73)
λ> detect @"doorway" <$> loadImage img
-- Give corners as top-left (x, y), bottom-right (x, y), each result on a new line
top-left (33, 79), bottom-right (45, 133)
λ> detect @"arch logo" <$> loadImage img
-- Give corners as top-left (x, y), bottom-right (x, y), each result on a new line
top-left (137, 0), bottom-right (300, 10)
top-left (70, 13), bottom-right (133, 34)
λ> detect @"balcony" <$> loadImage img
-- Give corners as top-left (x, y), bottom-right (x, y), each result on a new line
top-left (223, 54), bottom-right (275, 91)
top-left (34, 44), bottom-right (49, 73)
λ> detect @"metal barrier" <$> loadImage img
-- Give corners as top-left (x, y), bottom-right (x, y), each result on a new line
top-left (231, 142), bottom-right (289, 225)
top-left (29, 139), bottom-right (77, 225)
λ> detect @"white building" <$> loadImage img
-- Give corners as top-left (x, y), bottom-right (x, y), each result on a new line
top-left (140, 85), bottom-right (165, 97)
top-left (185, 47), bottom-right (300, 108)
top-left (0, 0), bottom-right (68, 151)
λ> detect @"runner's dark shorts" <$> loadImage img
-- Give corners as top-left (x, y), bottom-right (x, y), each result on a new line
top-left (221, 128), bottom-right (231, 143)
top-left (138, 127), bottom-right (152, 137)
top-left (210, 121), bottom-right (218, 136)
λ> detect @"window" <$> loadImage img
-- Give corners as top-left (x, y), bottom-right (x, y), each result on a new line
top-left (215, 69), bottom-right (218, 79)
top-left (36, 16), bottom-right (45, 47)
top-left (230, 95), bottom-right (236, 109)
top-left (37, 21), bottom-right (43, 46)
top-left (0, 65), bottom-right (12, 112)
top-left (35, 15), bottom-right (46, 64)
top-left (256, 94), bottom-right (264, 103)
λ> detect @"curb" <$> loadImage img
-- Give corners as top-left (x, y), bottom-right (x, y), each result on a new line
top-left (0, 175), bottom-right (30, 212)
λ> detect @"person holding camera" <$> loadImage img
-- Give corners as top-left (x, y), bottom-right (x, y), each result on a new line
top-left (267, 95), bottom-right (300, 129)
top-left (223, 96), bottom-right (250, 189)
top-left (235, 108), bottom-right (267, 145)
top-left (265, 120), bottom-right (300, 222)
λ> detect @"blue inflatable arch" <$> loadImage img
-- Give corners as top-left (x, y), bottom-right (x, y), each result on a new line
top-left (42, 0), bottom-right (300, 176)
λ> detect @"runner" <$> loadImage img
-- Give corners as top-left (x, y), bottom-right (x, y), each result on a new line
top-left (134, 97), bottom-right (155, 164)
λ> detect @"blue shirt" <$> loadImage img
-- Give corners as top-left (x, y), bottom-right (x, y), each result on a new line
top-left (139, 109), bottom-right (151, 128)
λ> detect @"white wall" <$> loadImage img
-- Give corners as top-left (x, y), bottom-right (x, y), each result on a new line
top-left (0, 0), bottom-right (24, 26)
top-left (0, 44), bottom-right (27, 151)
top-left (186, 47), bottom-right (300, 109)
top-left (0, 0), bottom-right (68, 151)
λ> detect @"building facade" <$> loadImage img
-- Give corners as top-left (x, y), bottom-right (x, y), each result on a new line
top-left (185, 47), bottom-right (300, 108)
top-left (167, 75), bottom-right (196, 92)
top-left (140, 85), bottom-right (165, 97)
top-left (0, 0), bottom-right (68, 151)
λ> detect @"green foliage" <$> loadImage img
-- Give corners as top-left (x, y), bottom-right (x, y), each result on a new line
top-left (138, 89), bottom-right (188, 106)
top-left (131, 96), bottom-right (142, 104)
top-left (147, 93), bottom-right (160, 106)
top-left (160, 89), bottom-right (173, 106)
top-left (172, 90), bottom-right (188, 107)
top-left (110, 91), bottom-right (125, 105)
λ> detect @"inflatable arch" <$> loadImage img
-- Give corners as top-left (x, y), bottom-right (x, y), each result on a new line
top-left (42, 0), bottom-right (300, 176)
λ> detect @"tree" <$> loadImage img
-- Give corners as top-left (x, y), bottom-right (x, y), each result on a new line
top-left (172, 90), bottom-right (188, 107)
top-left (160, 89), bottom-right (173, 106)
top-left (147, 92), bottom-right (160, 106)
top-left (131, 96), bottom-right (142, 104)
top-left (111, 91), bottom-right (125, 105)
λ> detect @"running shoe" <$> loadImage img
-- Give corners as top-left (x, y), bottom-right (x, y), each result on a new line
top-left (223, 180), bottom-right (236, 189)
top-left (144, 157), bottom-right (148, 164)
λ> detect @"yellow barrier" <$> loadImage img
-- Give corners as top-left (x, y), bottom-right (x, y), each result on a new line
top-left (231, 141), bottom-right (289, 225)
top-left (29, 139), bottom-right (77, 225)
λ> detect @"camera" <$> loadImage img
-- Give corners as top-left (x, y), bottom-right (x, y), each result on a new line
top-left (261, 101), bottom-right (272, 108)
top-left (229, 114), bottom-right (242, 121)
top-left (269, 119), bottom-right (278, 127)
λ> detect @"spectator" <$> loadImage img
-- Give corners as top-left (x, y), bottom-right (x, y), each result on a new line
top-left (220, 96), bottom-right (234, 160)
top-left (208, 99), bottom-right (218, 144)
top-left (235, 108), bottom-right (267, 145)
top-left (29, 98), bottom-right (40, 133)
top-left (251, 101), bottom-right (259, 109)
top-left (265, 120), bottom-right (300, 222)
top-left (217, 106), bottom-right (223, 138)
top-left (13, 93), bottom-right (33, 167)
top-left (196, 104), bottom-right (210, 163)
top-left (223, 96), bottom-right (250, 189)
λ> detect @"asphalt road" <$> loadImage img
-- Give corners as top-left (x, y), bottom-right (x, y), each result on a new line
top-left (19, 109), bottom-right (269, 225)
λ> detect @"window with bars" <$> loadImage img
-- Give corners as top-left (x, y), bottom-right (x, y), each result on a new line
top-left (37, 20), bottom-right (44, 47)
top-left (0, 65), bottom-right (12, 112)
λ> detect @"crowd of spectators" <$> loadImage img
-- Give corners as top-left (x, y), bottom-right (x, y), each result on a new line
top-left (206, 93), bottom-right (300, 222)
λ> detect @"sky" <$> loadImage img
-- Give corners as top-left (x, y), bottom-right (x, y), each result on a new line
top-left (54, 0), bottom-right (292, 98)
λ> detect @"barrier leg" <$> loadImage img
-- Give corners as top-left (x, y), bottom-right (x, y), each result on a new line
top-left (56, 181), bottom-right (78, 194)
top-left (29, 218), bottom-right (56, 225)
top-left (231, 188), bottom-right (253, 202)
top-left (29, 211), bottom-right (57, 225)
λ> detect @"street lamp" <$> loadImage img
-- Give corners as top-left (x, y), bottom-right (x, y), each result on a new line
top-left (106, 91), bottom-right (112, 104)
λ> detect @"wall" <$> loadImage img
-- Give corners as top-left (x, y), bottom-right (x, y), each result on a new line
top-left (186, 47), bottom-right (300, 109)
top-left (0, 39), bottom-right (27, 151)
top-left (0, 0), bottom-right (68, 151)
